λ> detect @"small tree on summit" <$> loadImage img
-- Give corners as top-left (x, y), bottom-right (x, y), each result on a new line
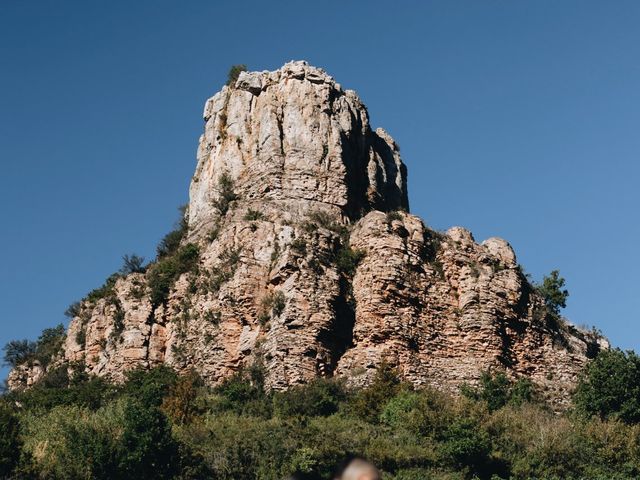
top-left (226, 64), bottom-right (247, 86)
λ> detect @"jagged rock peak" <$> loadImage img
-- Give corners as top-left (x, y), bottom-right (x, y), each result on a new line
top-left (188, 60), bottom-right (409, 240)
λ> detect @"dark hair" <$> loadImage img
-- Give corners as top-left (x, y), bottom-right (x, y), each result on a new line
top-left (333, 455), bottom-right (362, 479)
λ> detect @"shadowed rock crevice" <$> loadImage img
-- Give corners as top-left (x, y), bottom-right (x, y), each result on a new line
top-left (321, 276), bottom-right (357, 375)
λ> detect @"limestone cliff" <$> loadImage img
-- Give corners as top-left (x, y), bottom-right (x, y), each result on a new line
top-left (8, 61), bottom-right (605, 408)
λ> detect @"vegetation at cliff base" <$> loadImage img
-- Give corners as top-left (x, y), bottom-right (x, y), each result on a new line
top-left (3, 355), bottom-right (640, 479)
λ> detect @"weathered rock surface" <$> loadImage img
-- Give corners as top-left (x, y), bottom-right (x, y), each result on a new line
top-left (8, 61), bottom-right (605, 408)
top-left (188, 61), bottom-right (408, 240)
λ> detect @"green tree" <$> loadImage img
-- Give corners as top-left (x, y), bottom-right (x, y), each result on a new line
top-left (120, 254), bottom-right (146, 274)
top-left (226, 64), bottom-right (247, 86)
top-left (147, 243), bottom-right (200, 305)
top-left (536, 270), bottom-right (569, 316)
top-left (462, 371), bottom-right (534, 412)
top-left (212, 171), bottom-right (239, 215)
top-left (574, 348), bottom-right (640, 423)
top-left (122, 366), bottom-right (178, 407)
top-left (161, 371), bottom-right (202, 425)
top-left (273, 378), bottom-right (346, 418)
top-left (439, 418), bottom-right (491, 472)
top-left (119, 399), bottom-right (179, 479)
top-left (347, 361), bottom-right (402, 422)
top-left (34, 323), bottom-right (66, 366)
top-left (213, 369), bottom-right (271, 417)
top-left (64, 301), bottom-right (82, 318)
top-left (2, 339), bottom-right (36, 367)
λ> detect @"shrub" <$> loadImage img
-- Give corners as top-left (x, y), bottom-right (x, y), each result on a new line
top-left (19, 403), bottom-right (122, 479)
top-left (574, 348), bottom-right (640, 424)
top-left (64, 301), bottom-right (82, 319)
top-left (2, 339), bottom-right (37, 367)
top-left (204, 310), bottom-right (221, 325)
top-left (347, 361), bottom-right (402, 422)
top-left (244, 208), bottom-right (265, 221)
top-left (226, 64), bottom-right (247, 86)
top-left (291, 237), bottom-right (307, 255)
top-left (157, 228), bottom-right (184, 259)
top-left (261, 291), bottom-right (286, 321)
top-left (3, 324), bottom-right (66, 368)
top-left (386, 210), bottom-right (403, 224)
top-left (157, 205), bottom-right (188, 259)
top-left (509, 378), bottom-right (534, 406)
top-left (461, 371), bottom-right (534, 412)
top-left (76, 327), bottom-right (87, 348)
top-left (110, 299), bottom-right (125, 342)
top-left (14, 343), bottom-right (640, 479)
top-left (335, 246), bottom-right (365, 276)
top-left (212, 370), bottom-right (271, 417)
top-left (161, 371), bottom-right (202, 425)
top-left (34, 323), bottom-right (66, 366)
top-left (147, 260), bottom-right (178, 305)
top-left (119, 399), bottom-right (179, 479)
top-left (147, 243), bottom-right (200, 305)
top-left (379, 389), bottom-right (422, 429)
top-left (122, 366), bottom-right (179, 408)
top-left (175, 413), bottom-right (291, 479)
top-left (85, 272), bottom-right (120, 303)
top-left (207, 223), bottom-right (220, 242)
top-left (273, 378), bottom-right (347, 418)
top-left (120, 254), bottom-right (146, 274)
top-left (212, 172), bottom-right (238, 215)
top-left (439, 418), bottom-right (491, 471)
top-left (303, 210), bottom-right (347, 236)
top-left (380, 387), bottom-right (452, 440)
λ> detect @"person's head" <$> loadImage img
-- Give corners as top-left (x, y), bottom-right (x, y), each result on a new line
top-left (336, 457), bottom-right (381, 480)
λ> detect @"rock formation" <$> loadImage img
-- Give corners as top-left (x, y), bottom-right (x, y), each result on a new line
top-left (8, 61), bottom-right (606, 408)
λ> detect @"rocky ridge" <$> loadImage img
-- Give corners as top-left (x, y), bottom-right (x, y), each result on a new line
top-left (8, 61), bottom-right (605, 408)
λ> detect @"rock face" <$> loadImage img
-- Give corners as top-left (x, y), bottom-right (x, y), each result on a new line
top-left (8, 61), bottom-right (605, 408)
top-left (188, 61), bottom-right (408, 240)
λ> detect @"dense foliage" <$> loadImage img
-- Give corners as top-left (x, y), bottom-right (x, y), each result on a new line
top-left (2, 324), bottom-right (65, 368)
top-left (3, 358), bottom-right (640, 479)
top-left (574, 348), bottom-right (640, 424)
top-left (147, 243), bottom-right (200, 305)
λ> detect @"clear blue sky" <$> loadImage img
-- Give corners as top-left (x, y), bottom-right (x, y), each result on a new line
top-left (1, 1), bottom-right (639, 382)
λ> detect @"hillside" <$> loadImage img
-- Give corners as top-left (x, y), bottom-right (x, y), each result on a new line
top-left (8, 61), bottom-right (606, 409)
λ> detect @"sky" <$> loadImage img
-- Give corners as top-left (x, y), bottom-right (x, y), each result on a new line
top-left (1, 1), bottom-right (639, 382)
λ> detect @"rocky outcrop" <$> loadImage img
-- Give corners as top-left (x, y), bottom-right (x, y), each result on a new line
top-left (8, 61), bottom-right (605, 408)
top-left (187, 61), bottom-right (408, 240)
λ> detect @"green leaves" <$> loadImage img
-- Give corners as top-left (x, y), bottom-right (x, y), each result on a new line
top-left (226, 64), bottom-right (247, 87)
top-left (147, 243), bottom-right (200, 305)
top-left (536, 270), bottom-right (569, 317)
top-left (574, 348), bottom-right (640, 424)
top-left (2, 324), bottom-right (65, 368)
